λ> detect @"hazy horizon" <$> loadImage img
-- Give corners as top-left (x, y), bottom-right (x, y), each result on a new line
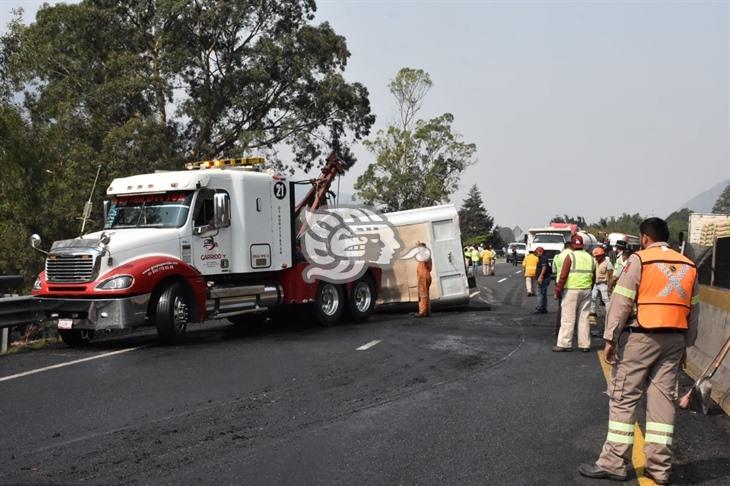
top-left (2, 0), bottom-right (728, 230)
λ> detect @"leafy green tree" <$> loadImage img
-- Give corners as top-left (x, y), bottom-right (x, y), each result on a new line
top-left (354, 68), bottom-right (475, 211)
top-left (0, 0), bottom-right (374, 285)
top-left (713, 183), bottom-right (730, 214)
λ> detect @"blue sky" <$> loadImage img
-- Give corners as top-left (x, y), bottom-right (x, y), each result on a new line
top-left (2, 0), bottom-right (729, 229)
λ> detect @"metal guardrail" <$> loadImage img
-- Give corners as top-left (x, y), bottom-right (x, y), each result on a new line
top-left (0, 275), bottom-right (23, 290)
top-left (0, 295), bottom-right (48, 353)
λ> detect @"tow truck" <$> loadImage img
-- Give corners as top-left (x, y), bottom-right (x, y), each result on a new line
top-left (30, 155), bottom-right (380, 346)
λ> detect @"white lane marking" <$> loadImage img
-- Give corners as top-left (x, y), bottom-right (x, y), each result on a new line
top-left (356, 340), bottom-right (381, 351)
top-left (0, 346), bottom-right (144, 383)
top-left (514, 271), bottom-right (522, 275)
top-left (498, 278), bottom-right (508, 283)
top-left (469, 291), bottom-right (480, 298)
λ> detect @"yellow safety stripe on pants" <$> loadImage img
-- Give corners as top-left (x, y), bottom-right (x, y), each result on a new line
top-left (607, 432), bottom-right (634, 444)
top-left (646, 422), bottom-right (674, 434)
top-left (645, 433), bottom-right (673, 446)
top-left (613, 285), bottom-right (637, 300)
top-left (691, 295), bottom-right (701, 305)
top-left (608, 420), bottom-right (635, 433)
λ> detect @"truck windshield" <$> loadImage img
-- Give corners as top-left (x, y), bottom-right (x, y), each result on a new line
top-left (533, 234), bottom-right (566, 244)
top-left (105, 192), bottom-right (194, 229)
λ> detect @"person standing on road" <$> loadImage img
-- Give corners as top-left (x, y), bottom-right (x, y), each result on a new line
top-left (553, 234), bottom-right (595, 352)
top-left (552, 241), bottom-right (572, 335)
top-left (415, 242), bottom-right (433, 318)
top-left (589, 246), bottom-right (613, 335)
top-left (534, 247), bottom-right (552, 313)
top-left (523, 249), bottom-right (539, 296)
top-left (579, 218), bottom-right (699, 484)
top-left (610, 240), bottom-right (630, 292)
top-left (482, 244), bottom-right (496, 276)
top-left (470, 246), bottom-right (480, 278)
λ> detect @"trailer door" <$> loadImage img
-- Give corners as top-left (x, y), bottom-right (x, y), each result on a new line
top-left (431, 219), bottom-right (469, 302)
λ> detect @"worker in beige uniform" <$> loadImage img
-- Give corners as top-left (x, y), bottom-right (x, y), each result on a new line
top-left (553, 234), bottom-right (595, 352)
top-left (579, 218), bottom-right (699, 485)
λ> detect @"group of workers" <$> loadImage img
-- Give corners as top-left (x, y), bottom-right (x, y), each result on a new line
top-left (532, 218), bottom-right (698, 485)
top-left (463, 244), bottom-right (497, 277)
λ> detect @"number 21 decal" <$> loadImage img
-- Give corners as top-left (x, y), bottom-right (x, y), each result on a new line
top-left (273, 181), bottom-right (287, 200)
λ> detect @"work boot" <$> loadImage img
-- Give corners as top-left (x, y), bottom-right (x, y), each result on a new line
top-left (578, 463), bottom-right (627, 481)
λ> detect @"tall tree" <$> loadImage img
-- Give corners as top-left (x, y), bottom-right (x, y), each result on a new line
top-left (354, 68), bottom-right (475, 211)
top-left (0, 0), bottom-right (374, 283)
top-left (713, 183), bottom-right (730, 214)
top-left (458, 185), bottom-right (494, 241)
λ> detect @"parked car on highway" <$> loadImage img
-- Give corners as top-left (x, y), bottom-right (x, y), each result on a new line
top-left (506, 242), bottom-right (527, 264)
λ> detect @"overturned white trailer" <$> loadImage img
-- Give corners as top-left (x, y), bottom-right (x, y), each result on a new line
top-left (379, 205), bottom-right (470, 307)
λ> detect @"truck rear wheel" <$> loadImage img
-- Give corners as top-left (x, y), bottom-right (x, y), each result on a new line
top-left (155, 282), bottom-right (190, 345)
top-left (59, 329), bottom-right (94, 347)
top-left (314, 282), bottom-right (344, 326)
top-left (347, 276), bottom-right (376, 322)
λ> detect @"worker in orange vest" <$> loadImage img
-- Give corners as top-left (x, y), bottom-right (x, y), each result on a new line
top-left (579, 218), bottom-right (700, 485)
top-left (415, 242), bottom-right (432, 318)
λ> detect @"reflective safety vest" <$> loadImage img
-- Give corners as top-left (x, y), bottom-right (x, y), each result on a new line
top-left (470, 249), bottom-right (480, 262)
top-left (636, 245), bottom-right (696, 329)
top-left (552, 249), bottom-right (570, 277)
top-left (614, 253), bottom-right (628, 277)
top-left (565, 250), bottom-right (595, 289)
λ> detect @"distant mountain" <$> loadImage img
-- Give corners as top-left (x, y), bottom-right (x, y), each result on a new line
top-left (679, 179), bottom-right (729, 213)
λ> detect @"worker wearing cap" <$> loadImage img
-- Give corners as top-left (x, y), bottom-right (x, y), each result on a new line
top-left (579, 218), bottom-right (699, 484)
top-left (552, 241), bottom-right (572, 335)
top-left (610, 240), bottom-right (630, 292)
top-left (589, 246), bottom-right (613, 326)
top-left (554, 234), bottom-right (595, 352)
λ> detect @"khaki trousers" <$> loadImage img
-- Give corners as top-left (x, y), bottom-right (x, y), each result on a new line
top-left (596, 332), bottom-right (684, 481)
top-left (525, 277), bottom-right (534, 294)
top-left (556, 289), bottom-right (591, 349)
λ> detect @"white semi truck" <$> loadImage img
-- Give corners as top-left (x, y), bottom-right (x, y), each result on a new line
top-left (30, 155), bottom-right (382, 346)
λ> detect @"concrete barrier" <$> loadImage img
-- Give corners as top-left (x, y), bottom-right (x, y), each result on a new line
top-left (685, 285), bottom-right (730, 414)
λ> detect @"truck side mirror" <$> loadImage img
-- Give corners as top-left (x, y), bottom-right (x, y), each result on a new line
top-left (30, 234), bottom-right (48, 256)
top-left (213, 193), bottom-right (231, 228)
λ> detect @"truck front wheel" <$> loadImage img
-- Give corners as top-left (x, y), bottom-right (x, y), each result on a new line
top-left (155, 282), bottom-right (190, 345)
top-left (347, 276), bottom-right (376, 322)
top-left (314, 282), bottom-right (344, 326)
top-left (59, 329), bottom-right (94, 347)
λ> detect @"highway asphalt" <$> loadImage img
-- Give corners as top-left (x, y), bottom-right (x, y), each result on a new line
top-left (1, 262), bottom-right (728, 485)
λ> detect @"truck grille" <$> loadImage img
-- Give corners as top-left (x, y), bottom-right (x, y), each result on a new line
top-left (46, 253), bottom-right (98, 283)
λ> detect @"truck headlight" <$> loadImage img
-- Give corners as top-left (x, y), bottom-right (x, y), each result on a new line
top-left (33, 277), bottom-right (42, 290)
top-left (96, 275), bottom-right (134, 290)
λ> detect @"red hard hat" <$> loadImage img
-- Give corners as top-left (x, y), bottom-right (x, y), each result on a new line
top-left (571, 234), bottom-right (584, 249)
top-left (535, 246), bottom-right (544, 254)
top-left (592, 247), bottom-right (605, 257)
